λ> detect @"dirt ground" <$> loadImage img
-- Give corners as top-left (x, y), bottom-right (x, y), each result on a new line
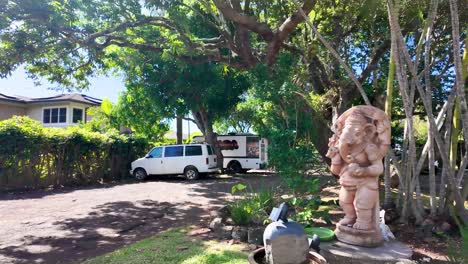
top-left (0, 172), bottom-right (459, 264)
top-left (0, 172), bottom-right (282, 264)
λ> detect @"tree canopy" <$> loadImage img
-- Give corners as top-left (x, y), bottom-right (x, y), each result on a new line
top-left (0, 0), bottom-right (467, 223)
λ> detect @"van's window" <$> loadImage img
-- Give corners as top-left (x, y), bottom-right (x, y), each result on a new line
top-left (148, 147), bottom-right (163, 158)
top-left (185, 146), bottom-right (202, 156)
top-left (165, 146), bottom-right (184, 157)
top-left (207, 145), bottom-right (213, 155)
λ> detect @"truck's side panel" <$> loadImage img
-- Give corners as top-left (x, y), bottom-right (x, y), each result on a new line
top-left (193, 135), bottom-right (267, 170)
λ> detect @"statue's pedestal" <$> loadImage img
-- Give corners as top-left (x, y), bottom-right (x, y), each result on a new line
top-left (320, 240), bottom-right (413, 264)
top-left (335, 223), bottom-right (383, 247)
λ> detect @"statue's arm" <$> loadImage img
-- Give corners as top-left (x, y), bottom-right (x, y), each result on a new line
top-left (330, 163), bottom-right (342, 176)
top-left (353, 145), bottom-right (384, 178)
top-left (360, 159), bottom-right (384, 178)
top-left (327, 146), bottom-right (343, 176)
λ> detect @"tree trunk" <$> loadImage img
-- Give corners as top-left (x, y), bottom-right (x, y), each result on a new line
top-left (176, 115), bottom-right (183, 144)
top-left (423, 0), bottom-right (439, 216)
top-left (387, 4), bottom-right (423, 223)
top-left (192, 106), bottom-right (224, 171)
top-left (388, 0), bottom-right (468, 223)
top-left (438, 101), bottom-right (454, 214)
top-left (384, 38), bottom-right (396, 208)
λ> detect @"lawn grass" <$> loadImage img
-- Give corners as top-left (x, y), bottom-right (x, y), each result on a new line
top-left (81, 228), bottom-right (249, 264)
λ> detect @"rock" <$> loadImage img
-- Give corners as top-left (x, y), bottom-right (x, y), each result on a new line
top-left (251, 215), bottom-right (265, 225)
top-left (440, 222), bottom-right (451, 232)
top-left (247, 226), bottom-right (264, 245)
top-left (420, 257), bottom-right (431, 263)
top-left (216, 225), bottom-right (234, 240)
top-left (188, 228), bottom-right (211, 236)
top-left (225, 217), bottom-right (235, 225)
top-left (422, 219), bottom-right (435, 227)
top-left (151, 212), bottom-right (164, 219)
top-left (421, 219), bottom-right (435, 235)
top-left (209, 217), bottom-right (223, 231)
top-left (248, 244), bottom-right (258, 250)
top-left (211, 205), bottom-right (230, 220)
top-left (432, 221), bottom-right (452, 236)
top-left (231, 226), bottom-right (248, 242)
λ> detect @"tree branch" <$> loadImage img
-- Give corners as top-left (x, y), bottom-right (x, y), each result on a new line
top-left (266, 0), bottom-right (317, 65)
top-left (212, 0), bottom-right (274, 41)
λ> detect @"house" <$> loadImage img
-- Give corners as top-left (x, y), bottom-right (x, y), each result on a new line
top-left (165, 130), bottom-right (189, 141)
top-left (0, 93), bottom-right (101, 127)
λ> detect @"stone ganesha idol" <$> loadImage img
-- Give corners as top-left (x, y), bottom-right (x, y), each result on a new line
top-left (326, 105), bottom-right (391, 247)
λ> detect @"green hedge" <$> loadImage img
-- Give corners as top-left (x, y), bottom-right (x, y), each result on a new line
top-left (0, 116), bottom-right (151, 190)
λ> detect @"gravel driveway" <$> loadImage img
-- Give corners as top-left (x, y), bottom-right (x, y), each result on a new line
top-left (0, 173), bottom-right (281, 264)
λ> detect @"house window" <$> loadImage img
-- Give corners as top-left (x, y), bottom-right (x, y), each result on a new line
top-left (43, 107), bottom-right (66, 124)
top-left (72, 108), bottom-right (84, 123)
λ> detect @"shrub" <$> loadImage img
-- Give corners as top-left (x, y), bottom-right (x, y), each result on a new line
top-left (230, 200), bottom-right (254, 226)
top-left (266, 129), bottom-right (323, 194)
top-left (290, 194), bottom-right (331, 226)
top-left (0, 116), bottom-right (151, 190)
top-left (228, 184), bottom-right (276, 226)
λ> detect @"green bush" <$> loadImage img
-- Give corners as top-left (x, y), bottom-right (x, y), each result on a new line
top-left (266, 129), bottom-right (323, 194)
top-left (228, 184), bottom-right (276, 226)
top-left (230, 199), bottom-right (254, 226)
top-left (0, 116), bottom-right (151, 190)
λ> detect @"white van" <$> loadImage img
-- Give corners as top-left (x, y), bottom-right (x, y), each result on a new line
top-left (130, 144), bottom-right (218, 180)
top-left (193, 134), bottom-right (268, 173)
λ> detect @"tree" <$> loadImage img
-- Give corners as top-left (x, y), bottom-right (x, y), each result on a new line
top-left (118, 50), bottom-right (249, 168)
top-left (0, 0), bottom-right (317, 86)
top-left (84, 97), bottom-right (169, 142)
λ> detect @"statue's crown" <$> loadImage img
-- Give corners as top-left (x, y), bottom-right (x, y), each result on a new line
top-left (345, 111), bottom-right (369, 125)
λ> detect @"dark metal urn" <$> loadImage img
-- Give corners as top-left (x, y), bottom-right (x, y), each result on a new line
top-left (262, 203), bottom-right (310, 264)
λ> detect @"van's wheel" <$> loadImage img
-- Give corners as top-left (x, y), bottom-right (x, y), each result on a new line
top-left (227, 161), bottom-right (242, 174)
top-left (134, 168), bottom-right (148, 181)
top-left (184, 166), bottom-right (199, 180)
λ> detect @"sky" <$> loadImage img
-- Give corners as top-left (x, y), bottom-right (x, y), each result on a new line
top-left (0, 66), bottom-right (200, 134)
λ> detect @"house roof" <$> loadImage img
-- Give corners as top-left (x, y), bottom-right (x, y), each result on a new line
top-left (0, 93), bottom-right (102, 106)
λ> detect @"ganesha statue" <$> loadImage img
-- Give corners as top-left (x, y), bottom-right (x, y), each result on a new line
top-left (326, 105), bottom-right (391, 247)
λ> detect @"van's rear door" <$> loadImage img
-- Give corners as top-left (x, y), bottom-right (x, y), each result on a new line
top-left (206, 144), bottom-right (218, 168)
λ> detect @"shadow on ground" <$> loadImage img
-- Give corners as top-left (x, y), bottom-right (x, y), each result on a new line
top-left (0, 172), bottom-right (283, 264)
top-left (0, 200), bottom-right (209, 263)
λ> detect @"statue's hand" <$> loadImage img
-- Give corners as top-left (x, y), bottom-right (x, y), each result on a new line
top-left (348, 163), bottom-right (364, 177)
top-left (353, 167), bottom-right (365, 177)
top-left (326, 147), bottom-right (338, 158)
top-left (346, 154), bottom-right (357, 164)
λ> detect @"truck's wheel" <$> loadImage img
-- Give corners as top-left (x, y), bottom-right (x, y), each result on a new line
top-left (134, 168), bottom-right (148, 181)
top-left (184, 166), bottom-right (199, 180)
top-left (227, 161), bottom-right (242, 174)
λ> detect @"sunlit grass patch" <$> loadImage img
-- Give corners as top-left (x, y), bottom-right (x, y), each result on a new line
top-left (82, 228), bottom-right (248, 264)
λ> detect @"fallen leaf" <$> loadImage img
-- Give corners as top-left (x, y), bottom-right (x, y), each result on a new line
top-left (176, 246), bottom-right (189, 251)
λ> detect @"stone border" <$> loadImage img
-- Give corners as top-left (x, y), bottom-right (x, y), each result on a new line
top-left (209, 206), bottom-right (265, 245)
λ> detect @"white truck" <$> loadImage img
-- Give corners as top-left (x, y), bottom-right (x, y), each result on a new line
top-left (193, 134), bottom-right (268, 173)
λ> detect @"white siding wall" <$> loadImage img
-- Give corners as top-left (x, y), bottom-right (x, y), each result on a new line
top-left (0, 103), bottom-right (27, 120)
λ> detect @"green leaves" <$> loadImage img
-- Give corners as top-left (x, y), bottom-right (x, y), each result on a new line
top-left (101, 98), bottom-right (113, 116)
top-left (229, 184), bottom-right (275, 226)
top-left (231, 183), bottom-right (247, 194)
top-left (0, 116), bottom-right (151, 189)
